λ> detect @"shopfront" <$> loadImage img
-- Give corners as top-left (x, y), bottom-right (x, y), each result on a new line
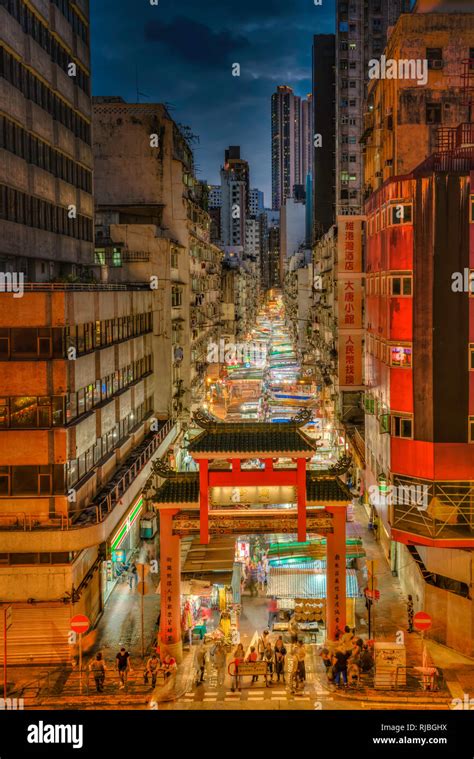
top-left (101, 495), bottom-right (144, 604)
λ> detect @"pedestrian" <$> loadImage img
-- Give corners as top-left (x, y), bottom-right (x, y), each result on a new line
top-left (360, 645), bottom-right (375, 675)
top-left (296, 640), bottom-right (306, 684)
top-left (128, 562), bottom-right (138, 591)
top-left (288, 614), bottom-right (299, 644)
top-left (231, 643), bottom-right (245, 692)
top-left (332, 650), bottom-right (348, 687)
top-left (214, 643), bottom-right (227, 688)
top-left (264, 642), bottom-right (274, 686)
top-left (339, 625), bottom-right (354, 652)
top-left (246, 645), bottom-right (259, 683)
top-left (247, 563), bottom-right (258, 597)
top-left (287, 646), bottom-right (299, 693)
top-left (407, 595), bottom-right (414, 633)
top-left (257, 560), bottom-right (265, 592)
top-left (274, 639), bottom-right (287, 684)
top-left (267, 596), bottom-right (278, 630)
top-left (347, 646), bottom-right (361, 687)
top-left (89, 652), bottom-right (106, 693)
top-left (257, 629), bottom-right (270, 661)
top-left (144, 653), bottom-right (160, 688)
top-left (115, 647), bottom-right (132, 690)
top-left (194, 643), bottom-right (207, 685)
top-left (319, 647), bottom-right (332, 672)
top-left (161, 652), bottom-right (177, 680)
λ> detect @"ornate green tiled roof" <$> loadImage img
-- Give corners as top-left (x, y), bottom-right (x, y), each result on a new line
top-left (306, 474), bottom-right (353, 503)
top-left (152, 472), bottom-right (351, 504)
top-left (154, 474), bottom-right (199, 504)
top-left (187, 408), bottom-right (317, 455)
top-left (188, 423), bottom-right (316, 454)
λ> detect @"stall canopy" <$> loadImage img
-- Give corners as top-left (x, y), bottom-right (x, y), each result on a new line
top-left (268, 561), bottom-right (359, 599)
top-left (181, 536), bottom-right (236, 586)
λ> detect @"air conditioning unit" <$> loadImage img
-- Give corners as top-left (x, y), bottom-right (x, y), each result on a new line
top-left (430, 59), bottom-right (443, 69)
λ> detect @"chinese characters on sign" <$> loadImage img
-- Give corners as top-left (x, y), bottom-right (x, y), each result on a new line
top-left (337, 216), bottom-right (364, 388)
top-left (334, 553), bottom-right (341, 633)
top-left (165, 555), bottom-right (174, 644)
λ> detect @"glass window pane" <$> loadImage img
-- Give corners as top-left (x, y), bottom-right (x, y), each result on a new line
top-left (11, 397), bottom-right (37, 427)
top-left (12, 466), bottom-right (37, 495)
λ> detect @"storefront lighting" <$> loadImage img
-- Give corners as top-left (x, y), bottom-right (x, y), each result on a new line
top-left (111, 496), bottom-right (144, 551)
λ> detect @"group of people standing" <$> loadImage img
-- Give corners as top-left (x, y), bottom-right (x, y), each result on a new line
top-left (241, 554), bottom-right (269, 597)
top-left (229, 631), bottom-right (307, 692)
top-left (320, 626), bottom-right (374, 688)
top-left (87, 646), bottom-right (177, 693)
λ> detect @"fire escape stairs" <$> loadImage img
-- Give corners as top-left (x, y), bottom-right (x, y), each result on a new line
top-left (406, 544), bottom-right (436, 586)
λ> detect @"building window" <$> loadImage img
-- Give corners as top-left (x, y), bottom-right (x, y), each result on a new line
top-left (390, 346), bottom-right (412, 368)
top-left (469, 417), bottom-right (474, 442)
top-left (390, 275), bottom-right (412, 296)
top-left (426, 48), bottom-right (443, 69)
top-left (470, 196), bottom-right (474, 223)
top-left (171, 248), bottom-right (179, 268)
top-left (365, 394), bottom-right (375, 414)
top-left (426, 103), bottom-right (442, 125)
top-left (172, 286), bottom-right (183, 308)
top-left (469, 344), bottom-right (474, 370)
top-left (389, 203), bottom-right (412, 225)
top-left (392, 415), bottom-right (413, 439)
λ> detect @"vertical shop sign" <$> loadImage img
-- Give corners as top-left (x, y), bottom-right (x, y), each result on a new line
top-left (165, 555), bottom-right (174, 644)
top-left (337, 216), bottom-right (364, 389)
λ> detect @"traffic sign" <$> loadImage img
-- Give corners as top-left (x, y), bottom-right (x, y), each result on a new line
top-left (413, 611), bottom-right (432, 631)
top-left (70, 614), bottom-right (90, 634)
top-left (365, 588), bottom-right (380, 601)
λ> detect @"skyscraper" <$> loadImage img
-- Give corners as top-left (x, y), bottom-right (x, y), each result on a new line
top-left (0, 0), bottom-right (94, 280)
top-left (312, 35), bottom-right (336, 239)
top-left (300, 94), bottom-right (314, 185)
top-left (220, 146), bottom-right (250, 250)
top-left (271, 86), bottom-right (301, 210)
top-left (335, 0), bottom-right (410, 216)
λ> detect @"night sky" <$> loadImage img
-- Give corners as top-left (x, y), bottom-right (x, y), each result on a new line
top-left (90, 0), bottom-right (335, 203)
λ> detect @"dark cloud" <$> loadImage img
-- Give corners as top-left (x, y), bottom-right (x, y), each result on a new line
top-left (91, 0), bottom-right (335, 201)
top-left (144, 16), bottom-right (250, 66)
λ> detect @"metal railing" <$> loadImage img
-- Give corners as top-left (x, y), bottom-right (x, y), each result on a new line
top-left (0, 420), bottom-right (175, 532)
top-left (93, 419), bottom-right (174, 523)
top-left (393, 478), bottom-right (474, 539)
top-left (21, 282), bottom-right (152, 292)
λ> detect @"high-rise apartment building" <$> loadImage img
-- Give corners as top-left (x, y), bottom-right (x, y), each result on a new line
top-left (271, 86), bottom-right (302, 210)
top-left (300, 94), bottom-right (314, 185)
top-left (93, 100), bottom-right (222, 415)
top-left (363, 10), bottom-right (474, 193)
top-left (0, 0), bottom-right (94, 279)
top-left (220, 146), bottom-right (250, 251)
top-left (0, 10), bottom-right (177, 661)
top-left (249, 188), bottom-right (265, 218)
top-left (335, 0), bottom-right (410, 217)
top-left (365, 148), bottom-right (474, 656)
top-left (312, 35), bottom-right (336, 239)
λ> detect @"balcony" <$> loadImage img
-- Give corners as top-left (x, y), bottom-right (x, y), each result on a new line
top-left (392, 478), bottom-right (474, 544)
top-left (0, 420), bottom-right (177, 551)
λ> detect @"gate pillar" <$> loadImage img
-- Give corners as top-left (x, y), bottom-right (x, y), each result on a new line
top-left (159, 509), bottom-right (183, 663)
top-left (326, 506), bottom-right (347, 641)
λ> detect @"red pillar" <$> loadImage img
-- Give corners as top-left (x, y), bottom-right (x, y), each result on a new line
top-left (296, 458), bottom-right (307, 543)
top-left (159, 509), bottom-right (182, 662)
top-left (263, 459), bottom-right (273, 471)
top-left (326, 506), bottom-right (347, 641)
top-left (232, 459), bottom-right (241, 473)
top-left (199, 458), bottom-right (209, 544)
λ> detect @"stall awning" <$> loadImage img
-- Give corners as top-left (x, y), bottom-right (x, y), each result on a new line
top-left (181, 536), bottom-right (236, 585)
top-left (268, 562), bottom-right (359, 599)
